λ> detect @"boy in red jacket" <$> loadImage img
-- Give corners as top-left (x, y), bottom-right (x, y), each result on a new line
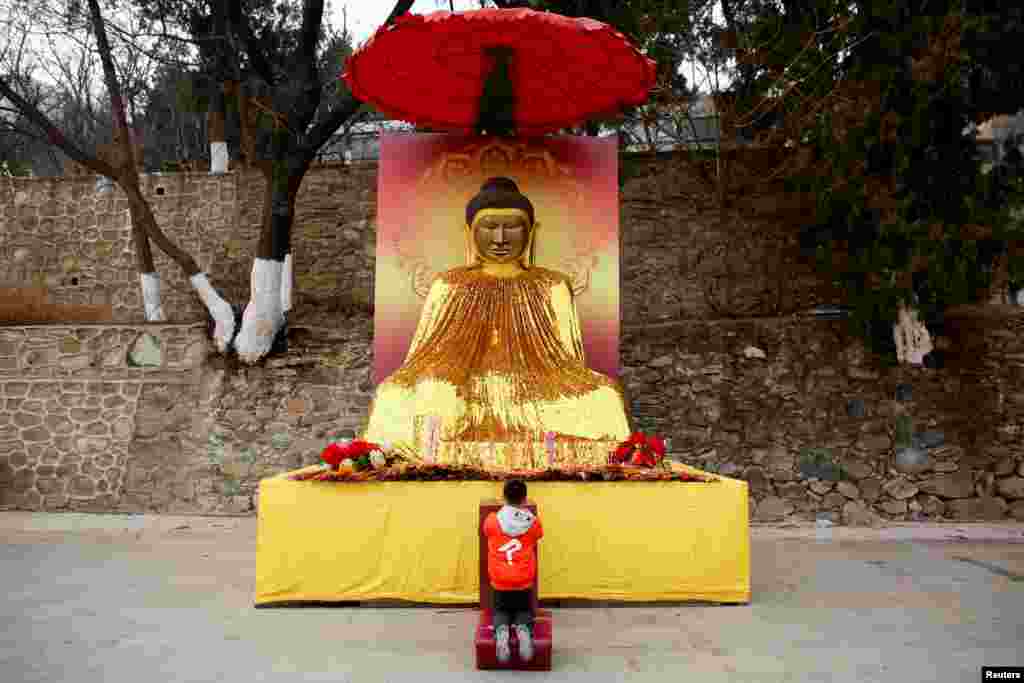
top-left (483, 479), bottom-right (544, 664)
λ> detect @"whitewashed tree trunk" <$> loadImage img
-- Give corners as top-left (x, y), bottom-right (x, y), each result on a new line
top-left (234, 258), bottom-right (285, 363)
top-left (281, 253), bottom-right (293, 314)
top-left (893, 304), bottom-right (933, 365)
top-left (139, 272), bottom-right (166, 322)
top-left (210, 141), bottom-right (229, 174)
top-left (190, 273), bottom-right (236, 352)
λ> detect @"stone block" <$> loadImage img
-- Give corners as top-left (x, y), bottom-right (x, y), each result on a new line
top-left (44, 415), bottom-right (74, 435)
top-left (893, 447), bottom-right (932, 474)
top-left (917, 494), bottom-right (945, 517)
top-left (12, 468), bottom-right (35, 492)
top-left (70, 476), bottom-right (95, 496)
top-left (912, 430), bottom-right (945, 449)
top-left (112, 419), bottom-right (133, 440)
top-left (919, 471), bottom-right (975, 499)
top-left (879, 500), bottom-right (908, 515)
top-left (754, 496), bottom-right (793, 521)
top-left (42, 493), bottom-right (69, 509)
top-left (741, 466), bottom-right (772, 494)
top-left (69, 407), bottom-right (101, 422)
top-left (858, 478), bottom-right (882, 503)
top-left (102, 395), bottom-right (127, 410)
top-left (28, 382), bottom-right (59, 399)
top-left (775, 482), bottom-right (806, 499)
top-left (842, 500), bottom-right (882, 526)
top-left (836, 481), bottom-right (860, 499)
top-left (60, 355), bottom-right (91, 371)
top-left (3, 382), bottom-right (29, 397)
top-left (808, 480), bottom-right (834, 495)
top-left (82, 422), bottom-right (109, 436)
top-left (21, 426), bottom-right (50, 442)
top-left (1009, 501), bottom-right (1024, 521)
top-left (994, 457), bottom-right (1016, 477)
top-left (995, 477), bottom-right (1024, 500)
top-left (821, 492), bottom-right (847, 509)
top-left (56, 464), bottom-right (78, 478)
top-left (846, 399), bottom-right (866, 418)
top-left (58, 394), bottom-right (84, 408)
top-left (76, 437), bottom-right (110, 454)
top-left (945, 497), bottom-right (1007, 521)
top-left (841, 460), bottom-right (874, 480)
top-left (882, 479), bottom-right (919, 500)
top-left (857, 433), bottom-right (891, 452)
top-left (35, 477), bottom-right (64, 494)
top-left (13, 412), bottom-right (42, 427)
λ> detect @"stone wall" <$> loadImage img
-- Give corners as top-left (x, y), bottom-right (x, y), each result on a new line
top-left (620, 310), bottom-right (1024, 524)
top-left (0, 324), bottom-right (207, 510)
top-left (0, 163), bottom-right (378, 324)
top-left (1, 157), bottom-right (1022, 522)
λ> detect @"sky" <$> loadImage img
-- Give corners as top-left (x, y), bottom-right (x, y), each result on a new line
top-left (335, 0), bottom-right (480, 48)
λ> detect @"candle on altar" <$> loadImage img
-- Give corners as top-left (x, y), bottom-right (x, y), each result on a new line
top-left (544, 431), bottom-right (556, 467)
top-left (425, 415), bottom-right (440, 463)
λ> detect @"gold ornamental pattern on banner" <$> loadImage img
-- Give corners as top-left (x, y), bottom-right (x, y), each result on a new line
top-left (392, 138), bottom-right (599, 300)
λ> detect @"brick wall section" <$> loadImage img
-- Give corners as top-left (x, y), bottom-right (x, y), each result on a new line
top-left (1, 160), bottom-right (1022, 521)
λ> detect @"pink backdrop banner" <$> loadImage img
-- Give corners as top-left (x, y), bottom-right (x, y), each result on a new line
top-left (374, 133), bottom-right (620, 384)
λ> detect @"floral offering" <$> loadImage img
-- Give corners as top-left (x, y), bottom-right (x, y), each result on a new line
top-left (608, 432), bottom-right (667, 468)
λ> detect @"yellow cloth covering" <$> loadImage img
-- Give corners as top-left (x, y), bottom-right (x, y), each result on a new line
top-left (255, 464), bottom-right (750, 605)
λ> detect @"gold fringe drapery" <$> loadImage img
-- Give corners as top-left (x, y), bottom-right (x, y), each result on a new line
top-left (362, 266), bottom-right (631, 461)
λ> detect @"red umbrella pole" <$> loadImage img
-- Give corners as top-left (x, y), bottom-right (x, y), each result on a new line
top-left (477, 47), bottom-right (517, 137)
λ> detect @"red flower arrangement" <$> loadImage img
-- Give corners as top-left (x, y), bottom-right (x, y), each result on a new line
top-left (321, 439), bottom-right (384, 471)
top-left (292, 463), bottom-right (713, 483)
top-left (609, 432), bottom-right (667, 468)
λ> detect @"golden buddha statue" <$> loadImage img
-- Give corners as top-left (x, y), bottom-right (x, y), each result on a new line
top-left (361, 177), bottom-right (632, 468)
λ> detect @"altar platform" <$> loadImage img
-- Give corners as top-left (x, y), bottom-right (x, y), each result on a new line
top-left (254, 464), bottom-right (750, 606)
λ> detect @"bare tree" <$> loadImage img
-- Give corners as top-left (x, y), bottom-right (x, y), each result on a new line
top-left (220, 0), bottom-right (415, 363)
top-left (0, 0), bottom-right (235, 344)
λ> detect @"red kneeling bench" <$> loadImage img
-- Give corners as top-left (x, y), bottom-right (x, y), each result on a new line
top-left (475, 499), bottom-right (553, 671)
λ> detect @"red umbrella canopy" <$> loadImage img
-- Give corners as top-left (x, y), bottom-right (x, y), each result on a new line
top-left (341, 8), bottom-right (658, 136)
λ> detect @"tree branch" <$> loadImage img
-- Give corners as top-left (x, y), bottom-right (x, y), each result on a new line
top-left (301, 94), bottom-right (362, 158)
top-left (0, 75), bottom-right (116, 178)
top-left (85, 0), bottom-right (136, 174)
top-left (384, 0), bottom-right (417, 26)
top-left (227, 0), bottom-right (276, 86)
top-left (300, 0), bottom-right (414, 156)
top-left (300, 0), bottom-right (324, 62)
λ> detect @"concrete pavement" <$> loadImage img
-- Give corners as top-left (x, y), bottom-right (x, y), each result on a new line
top-left (1, 512), bottom-right (1022, 683)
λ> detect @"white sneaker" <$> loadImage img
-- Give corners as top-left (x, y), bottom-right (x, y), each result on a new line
top-left (495, 625), bottom-right (511, 664)
top-left (515, 624), bottom-right (534, 662)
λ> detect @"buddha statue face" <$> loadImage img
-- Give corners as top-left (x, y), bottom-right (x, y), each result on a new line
top-left (471, 209), bottom-right (531, 264)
